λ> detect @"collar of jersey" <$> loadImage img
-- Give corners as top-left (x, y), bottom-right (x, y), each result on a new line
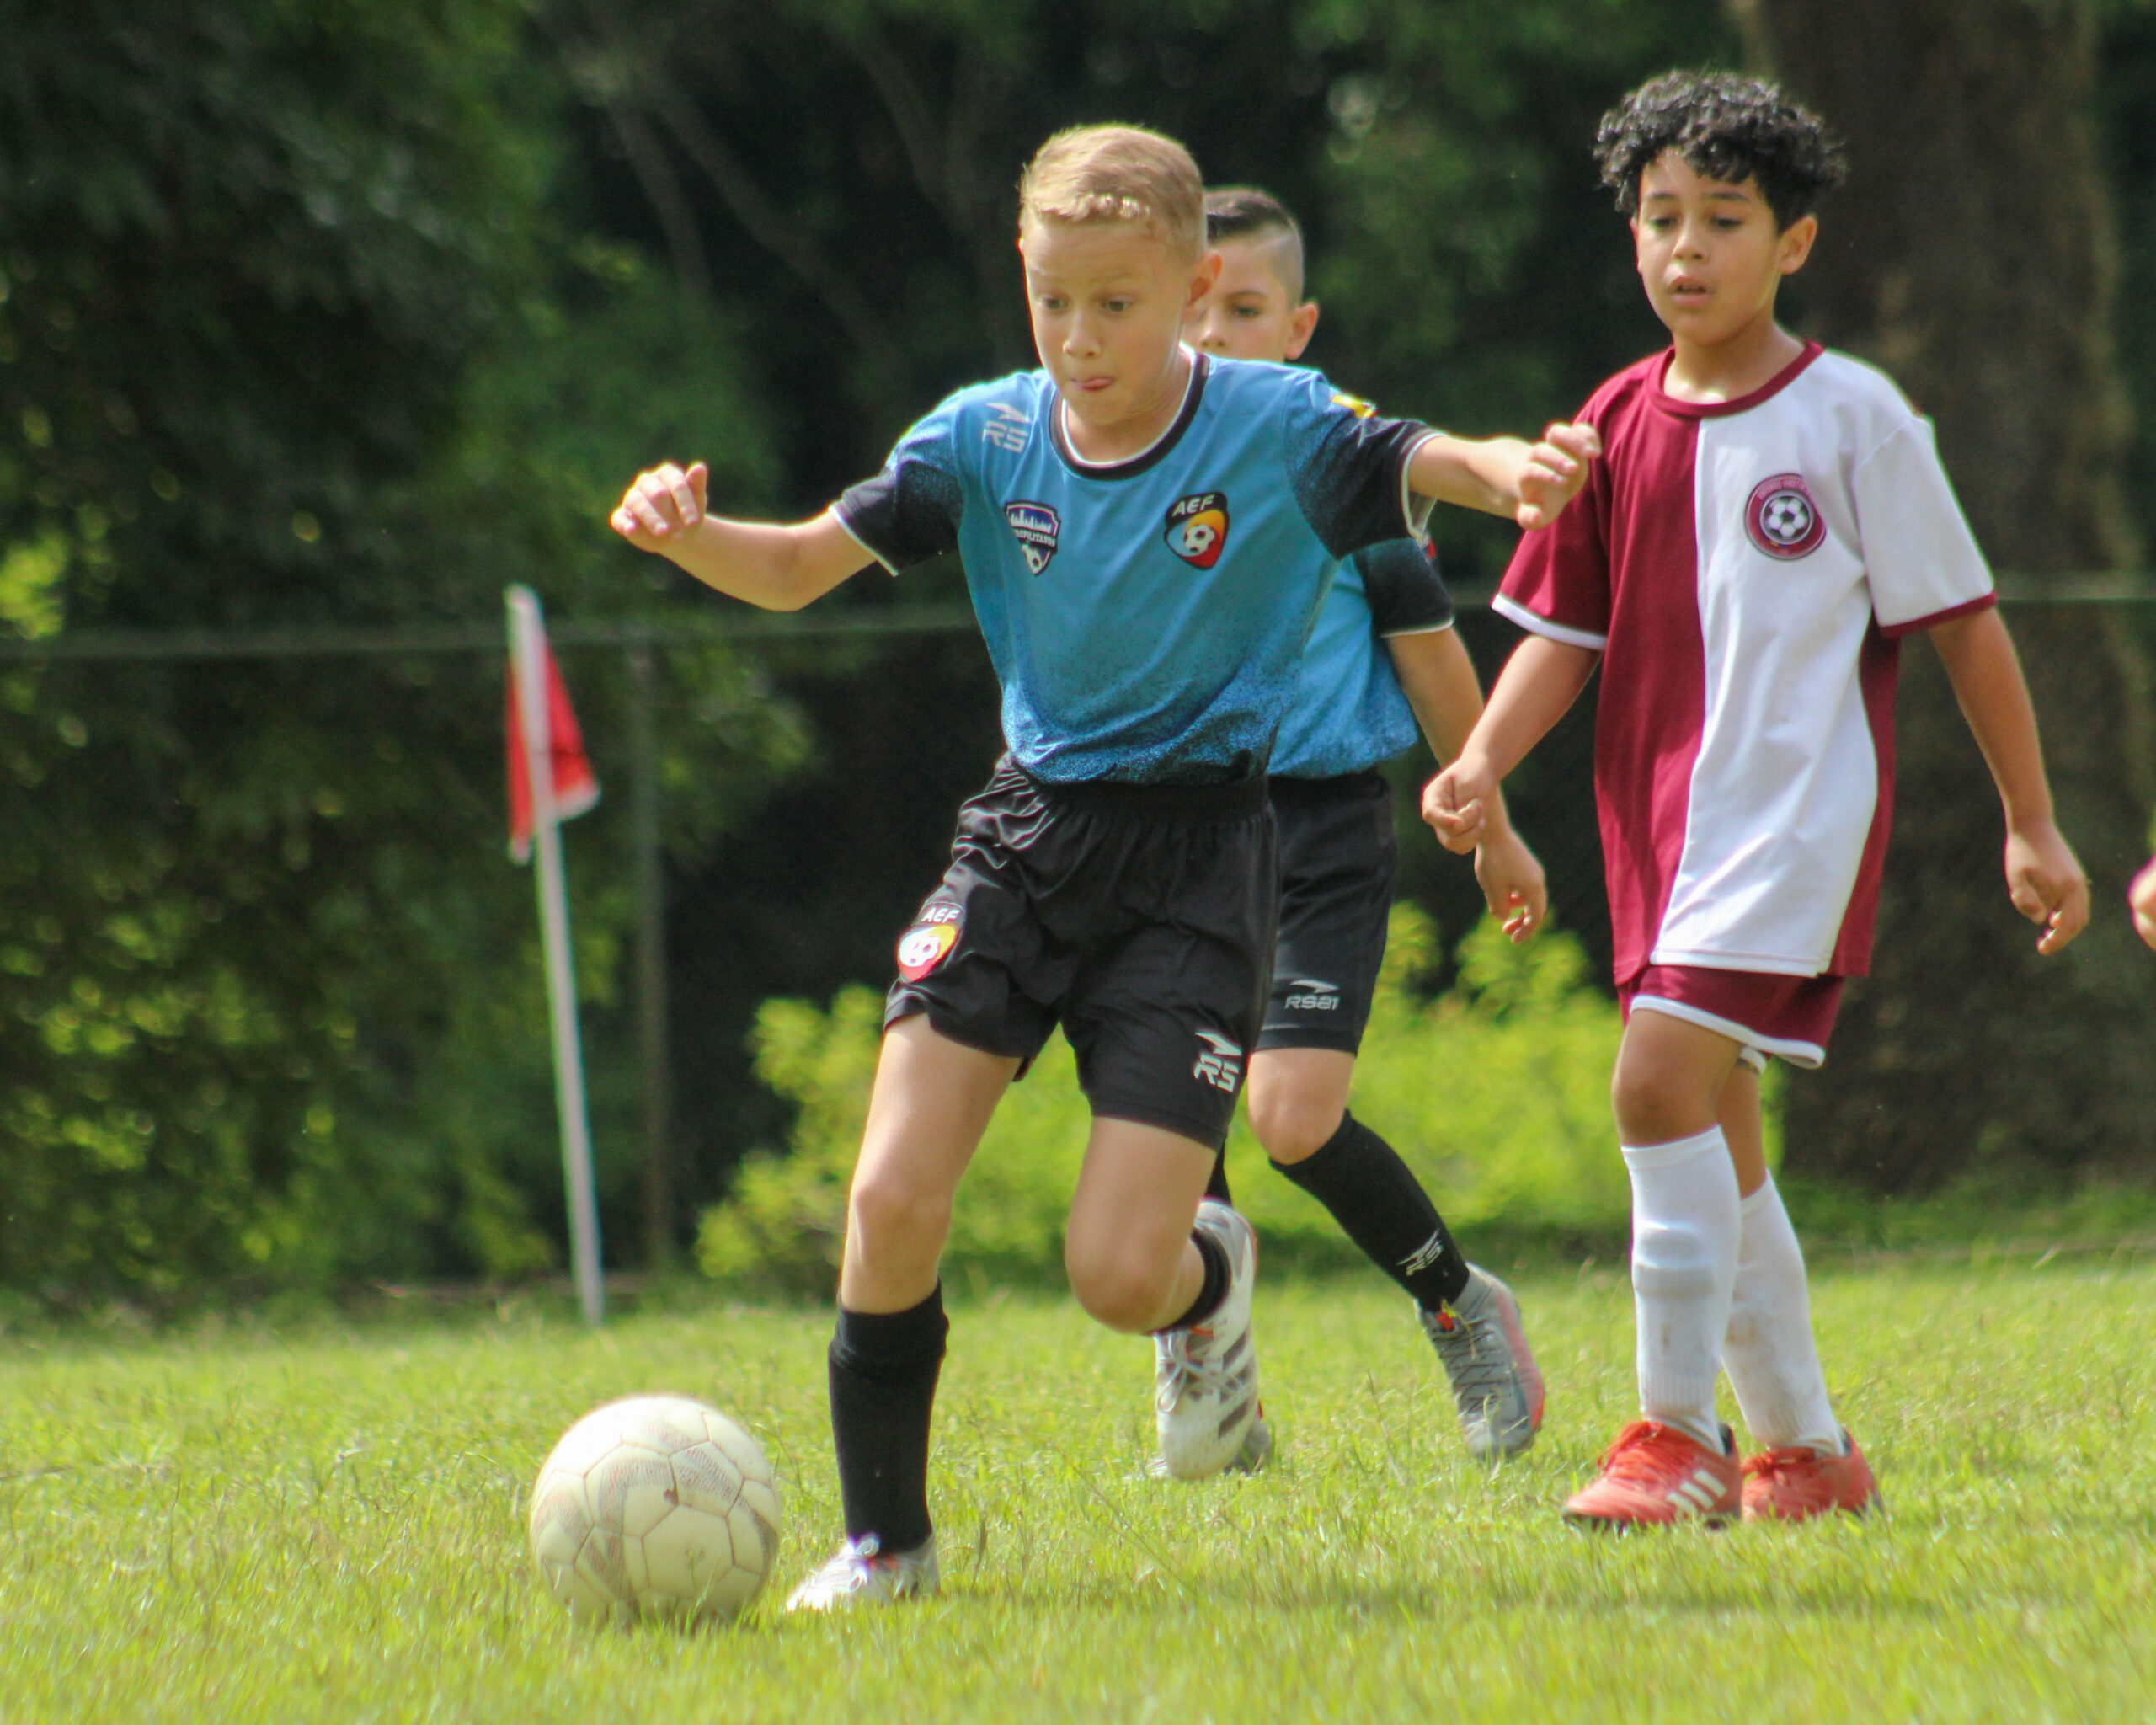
top-left (1049, 347), bottom-right (1210, 479)
top-left (1650, 340), bottom-right (1823, 419)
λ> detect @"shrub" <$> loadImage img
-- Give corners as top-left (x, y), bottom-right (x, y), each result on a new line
top-left (696, 906), bottom-right (1631, 1296)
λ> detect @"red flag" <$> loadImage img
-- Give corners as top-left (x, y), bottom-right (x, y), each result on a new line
top-left (507, 628), bottom-right (600, 862)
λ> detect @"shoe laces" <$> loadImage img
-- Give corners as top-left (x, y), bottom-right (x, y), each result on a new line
top-left (1594, 1419), bottom-right (1695, 1485)
top-left (1742, 1445), bottom-right (1823, 1485)
top-left (1154, 1324), bottom-right (1239, 1412)
top-left (1422, 1300), bottom-right (1515, 1410)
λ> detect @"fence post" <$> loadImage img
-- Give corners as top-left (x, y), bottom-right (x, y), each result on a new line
top-left (627, 638), bottom-right (675, 1270)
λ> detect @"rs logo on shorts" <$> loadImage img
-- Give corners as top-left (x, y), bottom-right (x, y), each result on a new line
top-left (1192, 1029), bottom-right (1244, 1093)
top-left (1745, 473), bottom-right (1826, 560)
top-left (896, 903), bottom-right (962, 980)
top-left (1006, 500), bottom-right (1061, 574)
top-left (1283, 977), bottom-right (1340, 1012)
top-left (1164, 492), bottom-right (1230, 569)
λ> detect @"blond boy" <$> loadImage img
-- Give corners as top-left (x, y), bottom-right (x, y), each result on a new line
top-left (614, 125), bottom-right (1597, 1605)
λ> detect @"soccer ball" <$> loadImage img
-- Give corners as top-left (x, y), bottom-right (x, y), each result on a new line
top-left (528, 1395), bottom-right (782, 1623)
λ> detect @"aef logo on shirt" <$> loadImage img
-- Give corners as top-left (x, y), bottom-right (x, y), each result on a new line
top-left (1005, 500), bottom-right (1061, 575)
top-left (1745, 473), bottom-right (1826, 561)
top-left (1164, 492), bottom-right (1231, 569)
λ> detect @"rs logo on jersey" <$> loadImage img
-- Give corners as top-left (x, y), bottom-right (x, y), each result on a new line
top-left (1165, 492), bottom-right (1230, 569)
top-left (1745, 473), bottom-right (1826, 560)
top-left (1005, 500), bottom-right (1061, 574)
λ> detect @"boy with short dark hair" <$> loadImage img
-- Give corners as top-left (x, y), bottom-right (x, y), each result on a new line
top-left (1183, 185), bottom-right (1548, 1463)
top-left (1428, 71), bottom-right (2089, 1528)
top-left (615, 123), bottom-right (1599, 1603)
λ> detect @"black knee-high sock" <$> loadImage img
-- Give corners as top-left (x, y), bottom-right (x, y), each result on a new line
top-left (1203, 1152), bottom-right (1233, 1206)
top-left (1274, 1113), bottom-right (1470, 1308)
top-left (1158, 1227), bottom-right (1231, 1332)
top-left (828, 1284), bottom-right (947, 1552)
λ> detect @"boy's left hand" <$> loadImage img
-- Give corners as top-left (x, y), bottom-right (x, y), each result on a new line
top-left (2129, 854), bottom-right (2156, 952)
top-left (1475, 829), bottom-right (1549, 945)
top-left (1515, 421), bottom-right (1601, 531)
top-left (2006, 819), bottom-right (2090, 954)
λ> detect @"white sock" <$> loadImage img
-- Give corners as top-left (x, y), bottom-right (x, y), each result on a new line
top-left (1723, 1174), bottom-right (1843, 1455)
top-left (1623, 1126), bottom-right (1739, 1454)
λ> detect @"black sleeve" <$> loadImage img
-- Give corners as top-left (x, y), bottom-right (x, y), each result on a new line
top-left (834, 458), bottom-right (964, 571)
top-left (1353, 539), bottom-right (1454, 636)
top-left (1283, 385), bottom-right (1437, 562)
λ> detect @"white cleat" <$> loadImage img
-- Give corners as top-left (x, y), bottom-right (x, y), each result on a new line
top-left (782, 1533), bottom-right (940, 1613)
top-left (1152, 1199), bottom-right (1262, 1481)
top-left (1419, 1264), bottom-right (1545, 1461)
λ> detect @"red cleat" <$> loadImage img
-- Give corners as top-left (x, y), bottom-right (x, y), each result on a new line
top-left (1563, 1420), bottom-right (1739, 1530)
top-left (1741, 1428), bottom-right (1881, 1522)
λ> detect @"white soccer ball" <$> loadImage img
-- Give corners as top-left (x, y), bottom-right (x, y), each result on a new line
top-left (528, 1394), bottom-right (782, 1623)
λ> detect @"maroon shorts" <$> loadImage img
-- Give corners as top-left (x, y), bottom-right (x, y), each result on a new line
top-left (1617, 964), bottom-right (1844, 1071)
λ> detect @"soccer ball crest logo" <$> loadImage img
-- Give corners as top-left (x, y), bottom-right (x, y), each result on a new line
top-left (1745, 473), bottom-right (1826, 560)
top-left (1165, 492), bottom-right (1230, 569)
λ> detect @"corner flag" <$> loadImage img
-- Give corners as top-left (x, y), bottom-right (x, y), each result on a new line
top-left (507, 621), bottom-right (599, 862)
top-left (505, 585), bottom-right (606, 1325)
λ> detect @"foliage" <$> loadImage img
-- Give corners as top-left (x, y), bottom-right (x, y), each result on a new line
top-left (6, 1266), bottom-right (2156, 1719)
top-left (0, 3), bottom-right (803, 1299)
top-left (696, 906), bottom-right (1628, 1296)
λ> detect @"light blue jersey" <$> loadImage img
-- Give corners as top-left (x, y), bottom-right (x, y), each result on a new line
top-left (1268, 537), bottom-right (1455, 779)
top-left (836, 354), bottom-right (1434, 785)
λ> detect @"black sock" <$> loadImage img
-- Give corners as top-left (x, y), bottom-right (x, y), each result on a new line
top-left (827, 1284), bottom-right (947, 1552)
top-left (1203, 1152), bottom-right (1233, 1206)
top-left (1273, 1112), bottom-right (1470, 1308)
top-left (1157, 1227), bottom-right (1231, 1332)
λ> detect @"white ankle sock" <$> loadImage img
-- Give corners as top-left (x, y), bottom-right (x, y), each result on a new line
top-left (1723, 1173), bottom-right (1842, 1454)
top-left (1623, 1126), bottom-right (1739, 1454)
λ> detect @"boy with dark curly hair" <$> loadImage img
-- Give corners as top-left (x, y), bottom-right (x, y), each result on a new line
top-left (1428, 71), bottom-right (2090, 1527)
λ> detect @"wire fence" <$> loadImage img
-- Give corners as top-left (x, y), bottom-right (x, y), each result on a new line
top-left (3, 578), bottom-right (2150, 1281)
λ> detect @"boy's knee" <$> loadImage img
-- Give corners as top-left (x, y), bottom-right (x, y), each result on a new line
top-left (1064, 1235), bottom-right (1176, 1333)
top-left (1246, 1085), bottom-right (1340, 1164)
top-left (848, 1167), bottom-right (952, 1260)
top-left (1611, 1063), bottom-right (1705, 1145)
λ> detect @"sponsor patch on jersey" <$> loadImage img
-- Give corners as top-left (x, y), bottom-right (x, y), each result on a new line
top-left (1330, 390), bottom-right (1377, 419)
top-left (1005, 500), bottom-right (1061, 574)
top-left (1745, 473), bottom-right (1826, 560)
top-left (1283, 977), bottom-right (1341, 1012)
top-left (982, 403), bottom-right (1033, 453)
top-left (1192, 1028), bottom-right (1245, 1092)
top-left (1164, 491), bottom-right (1231, 569)
top-left (896, 902), bottom-right (963, 980)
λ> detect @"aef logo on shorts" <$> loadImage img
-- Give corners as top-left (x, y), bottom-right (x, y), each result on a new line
top-left (1192, 1028), bottom-right (1244, 1092)
top-left (896, 903), bottom-right (963, 980)
top-left (1164, 492), bottom-right (1230, 569)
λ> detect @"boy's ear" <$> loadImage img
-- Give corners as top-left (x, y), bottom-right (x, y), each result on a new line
top-left (1777, 213), bottom-right (1819, 276)
top-left (1283, 300), bottom-right (1320, 362)
top-left (1187, 248), bottom-right (1223, 311)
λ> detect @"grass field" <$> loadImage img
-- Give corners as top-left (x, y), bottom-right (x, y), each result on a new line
top-left (3, 1258), bottom-right (2152, 1722)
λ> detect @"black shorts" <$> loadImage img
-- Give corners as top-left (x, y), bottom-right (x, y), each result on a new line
top-left (1259, 771), bottom-right (1396, 1055)
top-left (886, 757), bottom-right (1276, 1151)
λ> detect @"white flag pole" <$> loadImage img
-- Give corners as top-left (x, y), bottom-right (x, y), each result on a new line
top-left (508, 585), bottom-right (606, 1326)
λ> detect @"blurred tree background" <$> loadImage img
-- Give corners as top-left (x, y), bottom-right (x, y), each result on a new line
top-left (1, 0), bottom-right (2151, 1301)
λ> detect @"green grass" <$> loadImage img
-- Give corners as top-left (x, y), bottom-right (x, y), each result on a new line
top-left (3, 1261), bottom-right (2153, 1722)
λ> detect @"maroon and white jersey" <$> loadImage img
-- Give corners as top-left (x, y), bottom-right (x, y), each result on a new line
top-left (1497, 343), bottom-right (1995, 984)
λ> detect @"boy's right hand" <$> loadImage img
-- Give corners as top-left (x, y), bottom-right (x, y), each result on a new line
top-left (1515, 421), bottom-right (1601, 531)
top-left (2131, 854), bottom-right (2156, 952)
top-left (611, 461), bottom-right (710, 548)
top-left (2006, 817), bottom-right (2090, 955)
top-left (1422, 756), bottom-right (1497, 855)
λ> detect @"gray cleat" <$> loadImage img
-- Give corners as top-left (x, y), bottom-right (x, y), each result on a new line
top-left (1419, 1264), bottom-right (1545, 1460)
